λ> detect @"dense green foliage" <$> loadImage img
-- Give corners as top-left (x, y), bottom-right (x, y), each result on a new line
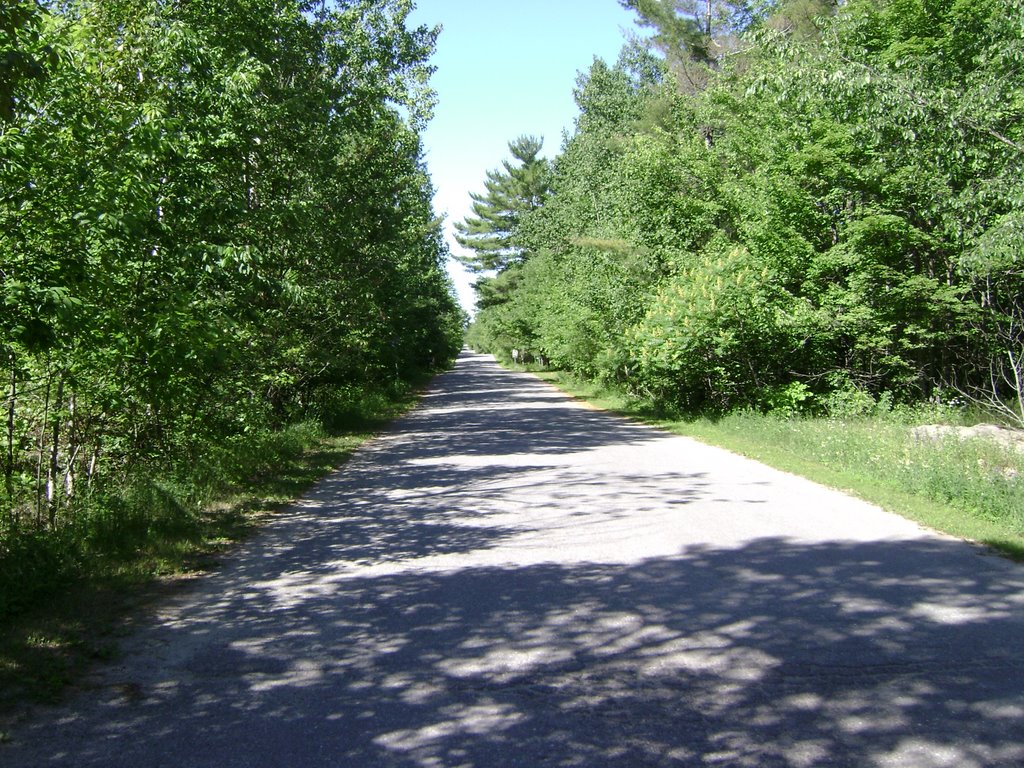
top-left (0, 0), bottom-right (463, 614)
top-left (468, 0), bottom-right (1024, 423)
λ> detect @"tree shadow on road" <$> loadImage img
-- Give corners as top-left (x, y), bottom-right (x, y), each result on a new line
top-left (11, 536), bottom-right (1023, 767)
top-left (376, 351), bottom-right (668, 460)
top-left (5, 352), bottom-right (1024, 767)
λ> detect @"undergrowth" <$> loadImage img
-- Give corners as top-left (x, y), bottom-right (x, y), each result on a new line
top-left (0, 383), bottom-right (418, 713)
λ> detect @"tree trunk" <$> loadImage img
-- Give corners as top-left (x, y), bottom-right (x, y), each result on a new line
top-left (63, 392), bottom-right (78, 502)
top-left (46, 373), bottom-right (65, 529)
top-left (35, 367), bottom-right (51, 527)
top-left (86, 444), bottom-right (99, 488)
top-left (4, 353), bottom-right (15, 527)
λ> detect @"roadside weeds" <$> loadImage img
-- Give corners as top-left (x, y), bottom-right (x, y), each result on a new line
top-left (0, 425), bottom-right (397, 717)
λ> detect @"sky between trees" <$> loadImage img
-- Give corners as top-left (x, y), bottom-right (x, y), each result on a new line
top-left (408, 0), bottom-right (642, 313)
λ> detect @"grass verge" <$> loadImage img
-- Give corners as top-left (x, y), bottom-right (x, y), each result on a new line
top-left (533, 370), bottom-right (1024, 562)
top-left (0, 390), bottom-right (417, 718)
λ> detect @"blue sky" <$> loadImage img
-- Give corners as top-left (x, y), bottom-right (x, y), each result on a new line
top-left (407, 1), bottom-right (642, 313)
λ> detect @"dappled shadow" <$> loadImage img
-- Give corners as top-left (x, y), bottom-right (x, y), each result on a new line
top-left (373, 350), bottom-right (668, 460)
top-left (10, 539), bottom-right (1024, 767)
top-left (4, 352), bottom-right (1024, 767)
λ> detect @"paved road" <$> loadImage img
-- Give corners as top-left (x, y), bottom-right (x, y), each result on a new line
top-left (4, 351), bottom-right (1024, 767)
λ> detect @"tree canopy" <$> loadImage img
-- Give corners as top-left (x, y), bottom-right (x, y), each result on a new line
top-left (468, 0), bottom-right (1024, 423)
top-left (1, 0), bottom-right (463, 547)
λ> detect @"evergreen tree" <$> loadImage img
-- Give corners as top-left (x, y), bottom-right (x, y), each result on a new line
top-left (453, 135), bottom-right (551, 274)
top-left (620, 0), bottom-right (764, 91)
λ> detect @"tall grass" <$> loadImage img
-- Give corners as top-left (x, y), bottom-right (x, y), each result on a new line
top-left (688, 413), bottom-right (1023, 549)
top-left (0, 420), bottom-right (325, 620)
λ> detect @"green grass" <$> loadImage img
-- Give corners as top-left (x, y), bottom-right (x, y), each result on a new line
top-left (535, 370), bottom-right (1024, 561)
top-left (0, 388), bottom-right (418, 716)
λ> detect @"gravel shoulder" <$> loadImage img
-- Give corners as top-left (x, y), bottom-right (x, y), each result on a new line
top-left (3, 350), bottom-right (1023, 767)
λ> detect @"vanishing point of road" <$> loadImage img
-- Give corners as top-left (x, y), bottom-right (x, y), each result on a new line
top-left (4, 351), bottom-right (1024, 767)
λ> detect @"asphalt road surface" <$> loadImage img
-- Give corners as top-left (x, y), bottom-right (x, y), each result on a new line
top-left (4, 351), bottom-right (1024, 767)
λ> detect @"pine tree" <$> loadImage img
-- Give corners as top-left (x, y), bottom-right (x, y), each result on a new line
top-left (620, 0), bottom-right (764, 92)
top-left (453, 135), bottom-right (551, 274)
